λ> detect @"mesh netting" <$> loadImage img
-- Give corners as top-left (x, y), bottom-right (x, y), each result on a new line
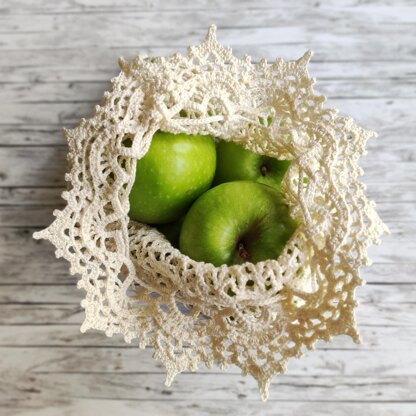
top-left (34, 26), bottom-right (388, 400)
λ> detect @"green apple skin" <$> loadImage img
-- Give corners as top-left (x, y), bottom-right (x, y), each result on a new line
top-left (179, 181), bottom-right (298, 266)
top-left (214, 141), bottom-right (291, 190)
top-left (129, 131), bottom-right (216, 224)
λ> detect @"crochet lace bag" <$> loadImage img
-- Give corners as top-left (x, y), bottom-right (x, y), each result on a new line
top-left (34, 26), bottom-right (388, 400)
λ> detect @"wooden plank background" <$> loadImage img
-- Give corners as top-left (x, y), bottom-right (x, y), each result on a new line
top-left (0, 0), bottom-right (415, 414)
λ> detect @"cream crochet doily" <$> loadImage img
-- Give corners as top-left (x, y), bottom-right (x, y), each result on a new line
top-left (34, 26), bottom-right (388, 400)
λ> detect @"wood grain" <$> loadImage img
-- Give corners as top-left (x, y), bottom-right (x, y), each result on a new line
top-left (2, 228), bottom-right (415, 283)
top-left (1, 9), bottom-right (415, 63)
top-left (1, 140), bottom-right (415, 188)
top-left (1, 202), bottom-right (415, 228)
top-left (1, 347), bottom-right (415, 377)
top-left (1, 281), bottom-right (415, 305)
top-left (1, 372), bottom-right (414, 401)
top-left (1, 182), bottom-right (415, 205)
top-left (1, 55), bottom-right (415, 84)
top-left (1, 300), bottom-right (415, 327)
top-left (4, 401), bottom-right (416, 416)
top-left (0, 0), bottom-right (415, 414)
top-left (2, 79), bottom-right (415, 105)
top-left (1, 324), bottom-right (414, 349)
top-left (1, 99), bottom-right (414, 143)
top-left (5, 0), bottom-right (416, 12)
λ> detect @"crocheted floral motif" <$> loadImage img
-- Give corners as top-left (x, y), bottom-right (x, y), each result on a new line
top-left (34, 25), bottom-right (388, 400)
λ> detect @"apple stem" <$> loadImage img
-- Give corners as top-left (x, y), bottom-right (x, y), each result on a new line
top-left (260, 165), bottom-right (268, 176)
top-left (238, 242), bottom-right (250, 260)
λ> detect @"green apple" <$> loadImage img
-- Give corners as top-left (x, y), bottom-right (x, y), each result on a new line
top-left (179, 181), bottom-right (298, 266)
top-left (129, 131), bottom-right (216, 224)
top-left (213, 141), bottom-right (291, 190)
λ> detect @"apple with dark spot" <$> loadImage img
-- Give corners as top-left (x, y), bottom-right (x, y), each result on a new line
top-left (179, 181), bottom-right (298, 266)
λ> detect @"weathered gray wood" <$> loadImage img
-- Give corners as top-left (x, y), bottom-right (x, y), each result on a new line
top-left (5, 0), bottom-right (416, 12)
top-left (0, 206), bottom-right (59, 227)
top-left (0, 228), bottom-right (75, 284)
top-left (1, 372), bottom-right (415, 401)
top-left (0, 10), bottom-right (415, 63)
top-left (0, 119), bottom-right (414, 148)
top-left (1, 182), bottom-right (415, 206)
top-left (1, 79), bottom-right (415, 106)
top-left (0, 98), bottom-right (414, 141)
top-left (3, 400), bottom-right (416, 416)
top-left (1, 346), bottom-right (415, 378)
top-left (0, 147), bottom-right (69, 187)
top-left (0, 102), bottom-right (91, 125)
top-left (0, 187), bottom-right (65, 206)
top-left (0, 125), bottom-right (65, 146)
top-left (0, 297), bottom-right (414, 327)
top-left (1, 324), bottom-right (414, 349)
top-left (1, 140), bottom-right (415, 188)
top-left (362, 263), bottom-right (416, 284)
top-left (0, 304), bottom-right (83, 325)
top-left (0, 326), bottom-right (124, 347)
top-left (2, 227), bottom-right (414, 284)
top-left (4, 225), bottom-right (410, 284)
top-left (1, 282), bottom-right (415, 305)
top-left (0, 201), bottom-right (414, 231)
top-left (0, 209), bottom-right (412, 267)
top-left (0, 0), bottom-right (415, 412)
top-left (1, 54), bottom-right (415, 84)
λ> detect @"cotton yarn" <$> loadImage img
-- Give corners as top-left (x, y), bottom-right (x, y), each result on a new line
top-left (34, 26), bottom-right (388, 400)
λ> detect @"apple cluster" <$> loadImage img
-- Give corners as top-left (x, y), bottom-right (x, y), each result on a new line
top-left (129, 131), bottom-right (298, 267)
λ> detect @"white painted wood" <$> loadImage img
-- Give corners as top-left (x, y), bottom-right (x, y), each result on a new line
top-left (6, 0), bottom-right (416, 13)
top-left (1, 346), bottom-right (416, 378)
top-left (1, 201), bottom-right (415, 228)
top-left (0, 304), bottom-right (84, 325)
top-left (2, 281), bottom-right (415, 305)
top-left (1, 182), bottom-right (415, 205)
top-left (1, 324), bottom-right (414, 349)
top-left (5, 401), bottom-right (416, 416)
top-left (1, 372), bottom-right (415, 401)
top-left (1, 79), bottom-right (415, 105)
top-left (0, 228), bottom-right (74, 284)
top-left (0, 0), bottom-right (415, 413)
top-left (1, 300), bottom-right (415, 327)
top-left (0, 98), bottom-right (414, 141)
top-left (0, 9), bottom-right (415, 63)
top-left (2, 227), bottom-right (415, 283)
top-left (1, 140), bottom-right (415, 188)
top-left (1, 55), bottom-right (415, 84)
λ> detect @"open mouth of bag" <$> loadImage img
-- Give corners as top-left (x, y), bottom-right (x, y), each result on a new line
top-left (120, 116), bottom-right (321, 311)
top-left (32, 26), bottom-right (387, 401)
